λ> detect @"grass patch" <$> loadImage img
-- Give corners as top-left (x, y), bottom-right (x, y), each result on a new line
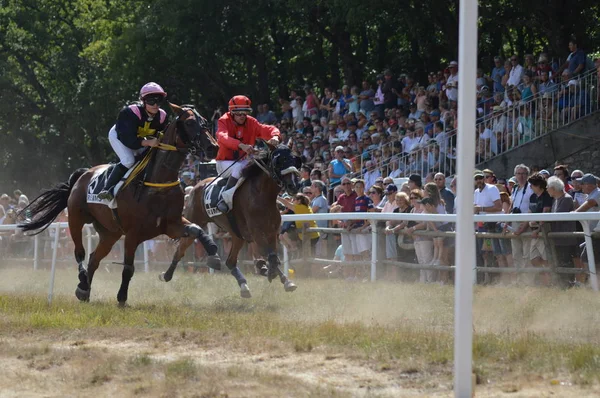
top-left (1, 270), bottom-right (600, 388)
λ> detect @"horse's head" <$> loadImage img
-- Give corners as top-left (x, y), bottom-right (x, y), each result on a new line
top-left (267, 143), bottom-right (302, 195)
top-left (168, 103), bottom-right (219, 159)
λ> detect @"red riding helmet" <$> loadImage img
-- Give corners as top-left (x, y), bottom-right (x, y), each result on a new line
top-left (228, 95), bottom-right (252, 113)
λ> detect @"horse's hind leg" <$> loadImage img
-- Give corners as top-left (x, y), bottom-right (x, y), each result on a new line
top-left (227, 236), bottom-right (251, 298)
top-left (160, 236), bottom-right (194, 282)
top-left (266, 251), bottom-right (297, 292)
top-left (117, 235), bottom-right (139, 306)
top-left (76, 231), bottom-right (120, 302)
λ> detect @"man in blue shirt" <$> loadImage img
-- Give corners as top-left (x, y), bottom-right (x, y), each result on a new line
top-left (559, 39), bottom-right (586, 77)
top-left (491, 56), bottom-right (506, 94)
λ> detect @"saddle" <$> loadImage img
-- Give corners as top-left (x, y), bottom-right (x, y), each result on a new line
top-left (86, 161), bottom-right (141, 209)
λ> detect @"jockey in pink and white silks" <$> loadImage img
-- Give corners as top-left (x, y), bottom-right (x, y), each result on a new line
top-left (98, 82), bottom-right (168, 201)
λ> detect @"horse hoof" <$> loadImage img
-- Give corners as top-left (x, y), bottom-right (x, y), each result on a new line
top-left (159, 272), bottom-right (171, 282)
top-left (118, 301), bottom-right (129, 308)
top-left (284, 280), bottom-right (297, 292)
top-left (75, 287), bottom-right (90, 302)
top-left (207, 255), bottom-right (221, 270)
top-left (240, 283), bottom-right (252, 299)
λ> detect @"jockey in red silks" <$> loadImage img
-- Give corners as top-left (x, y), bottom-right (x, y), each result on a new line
top-left (98, 82), bottom-right (168, 201)
top-left (215, 95), bottom-right (281, 213)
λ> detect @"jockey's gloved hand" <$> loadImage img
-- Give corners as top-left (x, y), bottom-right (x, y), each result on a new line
top-left (238, 143), bottom-right (255, 155)
top-left (267, 137), bottom-right (280, 146)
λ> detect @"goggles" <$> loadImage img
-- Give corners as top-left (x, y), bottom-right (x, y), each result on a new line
top-left (144, 96), bottom-right (164, 106)
top-left (231, 110), bottom-right (251, 116)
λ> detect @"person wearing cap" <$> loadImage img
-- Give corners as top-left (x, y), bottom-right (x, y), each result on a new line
top-left (379, 184), bottom-right (399, 263)
top-left (331, 175), bottom-right (359, 260)
top-left (97, 82), bottom-right (169, 201)
top-left (539, 169), bottom-right (551, 180)
top-left (572, 173), bottom-right (600, 279)
top-left (408, 102), bottom-right (422, 120)
top-left (570, 170), bottom-right (585, 207)
top-left (328, 145), bottom-right (353, 187)
top-left (445, 61), bottom-right (459, 102)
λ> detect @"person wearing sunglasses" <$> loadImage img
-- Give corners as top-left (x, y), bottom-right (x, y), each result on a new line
top-left (98, 82), bottom-right (168, 201)
top-left (215, 95), bottom-right (281, 213)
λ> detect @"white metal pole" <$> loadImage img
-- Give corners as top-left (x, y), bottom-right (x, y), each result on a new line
top-left (86, 225), bottom-right (92, 264)
top-left (143, 241), bottom-right (149, 273)
top-left (33, 234), bottom-right (39, 270)
top-left (455, 0), bottom-right (478, 396)
top-left (581, 221), bottom-right (599, 291)
top-left (48, 223), bottom-right (60, 305)
top-left (371, 225), bottom-right (377, 282)
top-left (283, 244), bottom-right (289, 276)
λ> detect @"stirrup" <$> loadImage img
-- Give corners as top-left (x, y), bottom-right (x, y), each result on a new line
top-left (97, 190), bottom-right (114, 201)
top-left (216, 200), bottom-right (230, 213)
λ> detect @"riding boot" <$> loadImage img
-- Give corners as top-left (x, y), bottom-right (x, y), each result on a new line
top-left (97, 163), bottom-right (129, 201)
top-left (217, 176), bottom-right (239, 213)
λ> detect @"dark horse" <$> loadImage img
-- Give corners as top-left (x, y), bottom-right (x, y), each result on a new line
top-left (19, 103), bottom-right (220, 305)
top-left (159, 142), bottom-right (301, 298)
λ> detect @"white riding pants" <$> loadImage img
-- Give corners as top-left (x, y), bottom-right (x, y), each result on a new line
top-left (108, 126), bottom-right (146, 168)
top-left (216, 159), bottom-right (251, 179)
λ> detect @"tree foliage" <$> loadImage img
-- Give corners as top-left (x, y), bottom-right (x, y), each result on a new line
top-left (0, 0), bottom-right (598, 191)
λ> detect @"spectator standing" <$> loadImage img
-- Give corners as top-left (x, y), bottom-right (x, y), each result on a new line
top-left (374, 75), bottom-right (385, 117)
top-left (328, 146), bottom-right (353, 188)
top-left (559, 38), bottom-right (586, 77)
top-left (304, 85), bottom-right (320, 118)
top-left (363, 160), bottom-right (381, 191)
top-left (507, 55), bottom-right (524, 88)
top-left (553, 165), bottom-right (573, 194)
top-left (445, 61), bottom-right (459, 103)
top-left (546, 176), bottom-right (578, 287)
top-left (491, 56), bottom-right (506, 94)
top-left (358, 81), bottom-right (375, 114)
top-left (526, 173), bottom-right (553, 286)
top-left (435, 172), bottom-right (455, 213)
top-left (290, 90), bottom-right (304, 124)
top-left (508, 164), bottom-right (535, 276)
top-left (382, 70), bottom-right (398, 110)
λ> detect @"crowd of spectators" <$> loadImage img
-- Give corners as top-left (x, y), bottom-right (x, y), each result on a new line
top-left (206, 38), bottom-right (599, 195)
top-left (273, 162), bottom-right (599, 287)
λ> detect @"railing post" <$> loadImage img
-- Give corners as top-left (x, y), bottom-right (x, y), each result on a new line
top-left (371, 223), bottom-right (378, 282)
top-left (143, 241), bottom-right (149, 273)
top-left (48, 223), bottom-right (60, 305)
top-left (86, 224), bottom-right (93, 264)
top-left (33, 234), bottom-right (39, 270)
top-left (283, 244), bottom-right (289, 277)
top-left (581, 221), bottom-right (599, 292)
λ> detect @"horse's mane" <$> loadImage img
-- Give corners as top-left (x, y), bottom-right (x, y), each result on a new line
top-left (241, 159), bottom-right (266, 180)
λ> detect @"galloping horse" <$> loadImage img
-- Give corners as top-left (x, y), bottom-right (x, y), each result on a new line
top-left (159, 142), bottom-right (301, 297)
top-left (19, 103), bottom-right (220, 305)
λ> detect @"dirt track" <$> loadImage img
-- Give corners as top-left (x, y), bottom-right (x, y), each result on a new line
top-left (1, 332), bottom-right (599, 398)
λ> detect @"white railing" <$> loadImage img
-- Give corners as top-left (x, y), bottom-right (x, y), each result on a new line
top-left (2, 211), bottom-right (599, 304)
top-left (356, 67), bottom-right (599, 180)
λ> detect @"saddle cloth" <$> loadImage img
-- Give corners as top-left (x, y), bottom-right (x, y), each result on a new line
top-left (203, 177), bottom-right (228, 218)
top-left (86, 163), bottom-right (137, 209)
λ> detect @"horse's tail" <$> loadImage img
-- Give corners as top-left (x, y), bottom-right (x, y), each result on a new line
top-left (18, 168), bottom-right (89, 234)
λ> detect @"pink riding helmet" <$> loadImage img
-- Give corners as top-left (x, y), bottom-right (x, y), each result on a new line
top-left (139, 82), bottom-right (167, 99)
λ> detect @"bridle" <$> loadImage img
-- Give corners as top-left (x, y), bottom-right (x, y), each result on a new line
top-left (252, 144), bottom-right (300, 189)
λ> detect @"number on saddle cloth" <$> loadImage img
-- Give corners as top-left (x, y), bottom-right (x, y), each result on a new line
top-left (204, 178), bottom-right (228, 217)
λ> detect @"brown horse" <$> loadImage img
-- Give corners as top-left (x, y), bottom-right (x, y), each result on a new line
top-left (19, 103), bottom-right (220, 305)
top-left (159, 142), bottom-right (301, 297)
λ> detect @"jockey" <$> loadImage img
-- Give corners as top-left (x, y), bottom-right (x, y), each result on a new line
top-left (215, 95), bottom-right (281, 213)
top-left (98, 82), bottom-right (168, 201)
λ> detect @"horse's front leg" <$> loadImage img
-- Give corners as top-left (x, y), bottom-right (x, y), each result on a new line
top-left (227, 236), bottom-right (251, 298)
top-left (159, 236), bottom-right (194, 282)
